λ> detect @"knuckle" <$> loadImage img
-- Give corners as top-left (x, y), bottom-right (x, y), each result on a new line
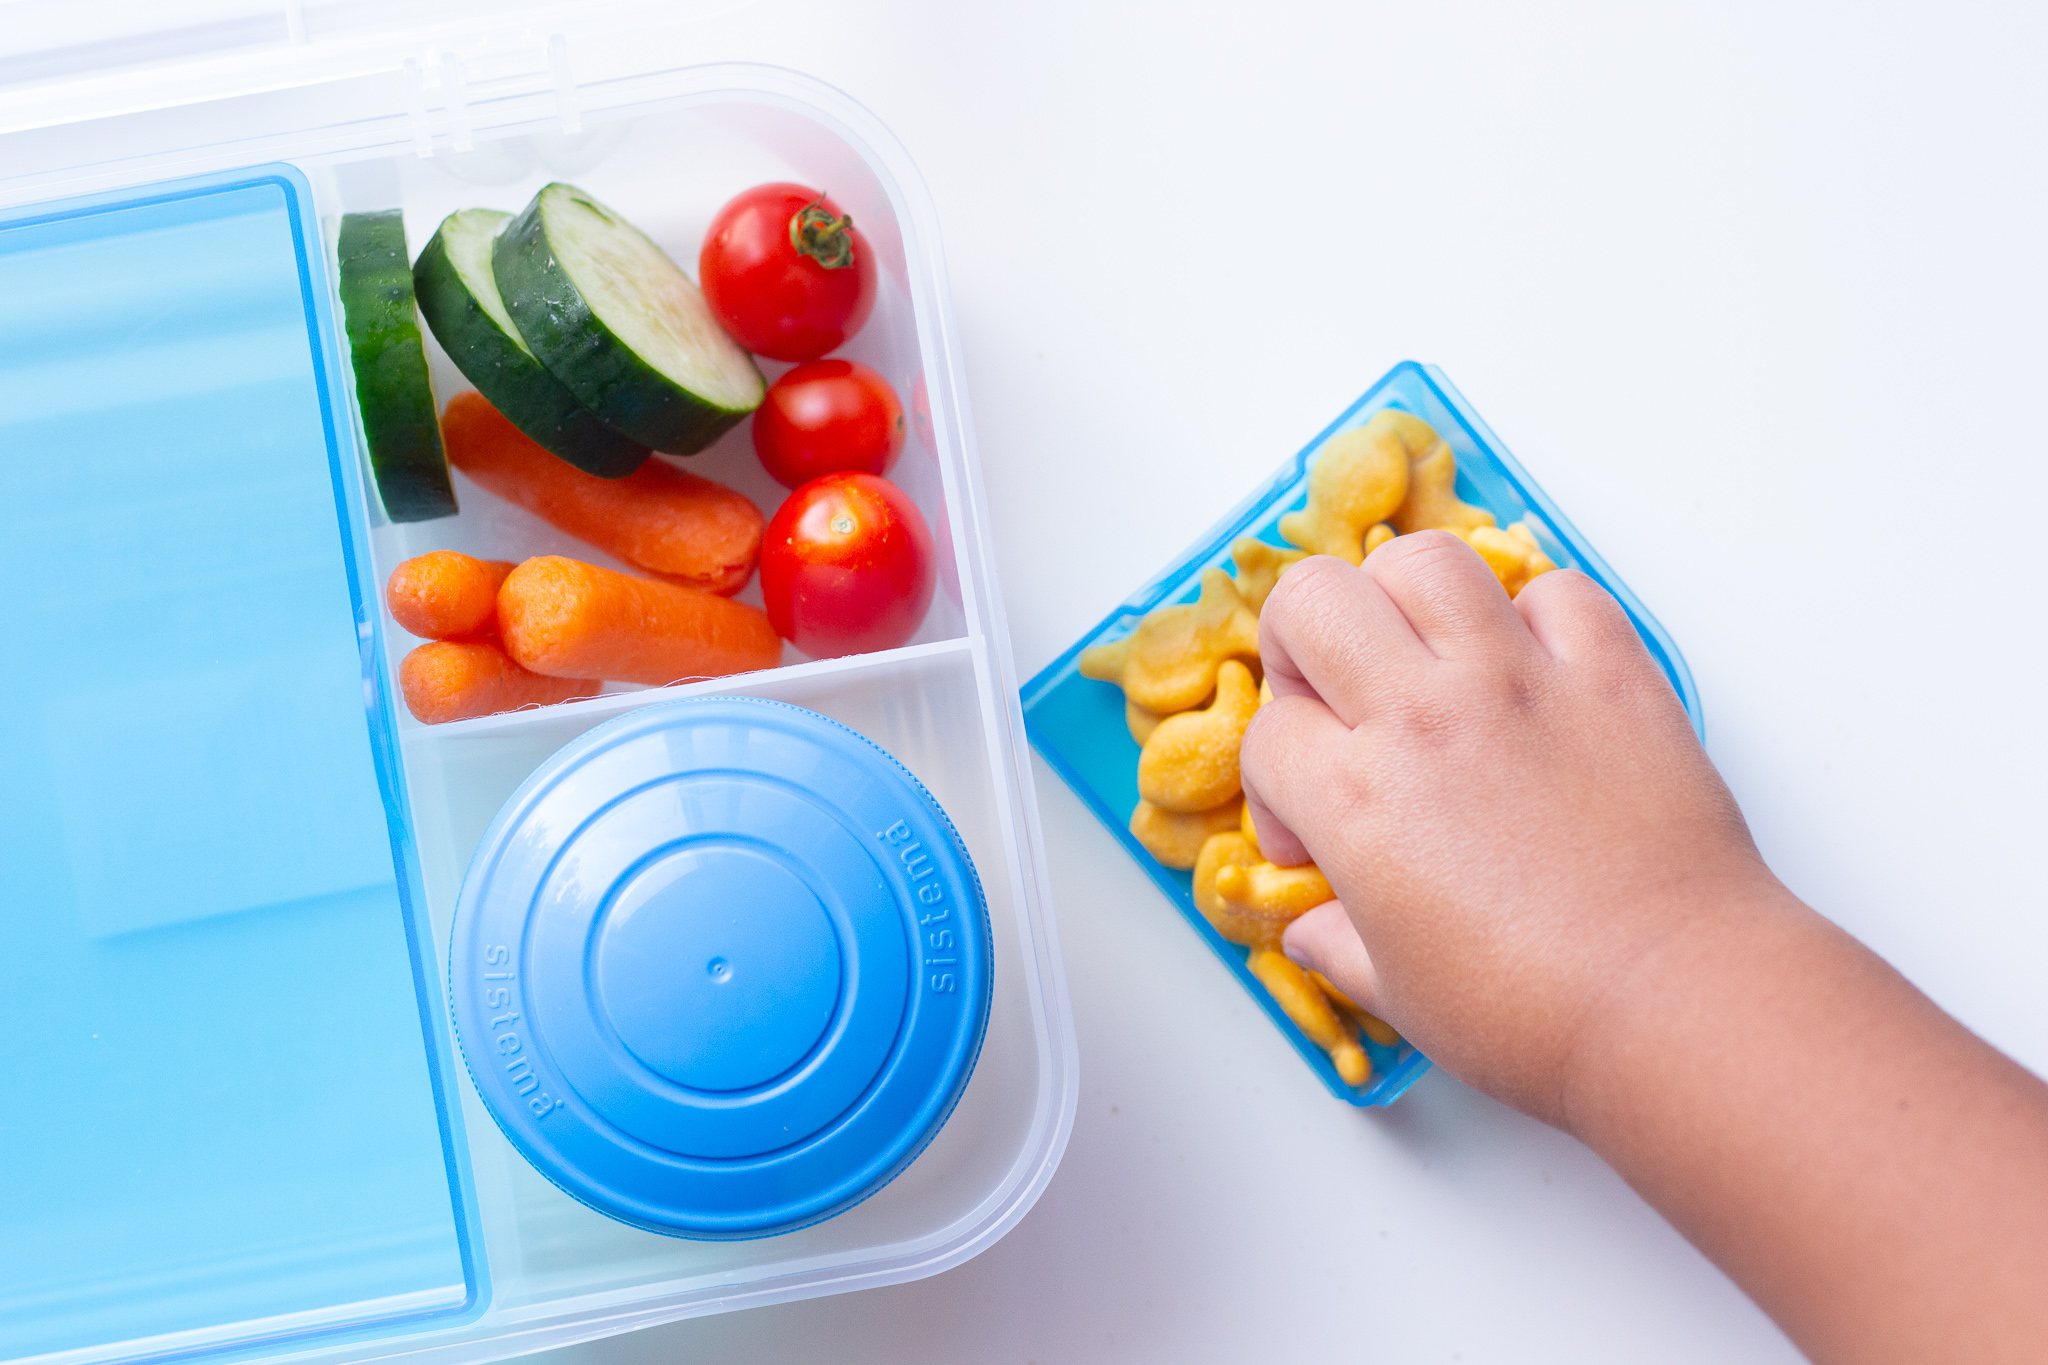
top-left (1264, 553), bottom-right (1352, 625)
top-left (1373, 531), bottom-right (1498, 617)
top-left (1535, 567), bottom-right (1627, 630)
top-left (1237, 705), bottom-right (1280, 777)
top-left (1242, 695), bottom-right (1353, 800)
top-left (1377, 528), bottom-right (1476, 583)
top-left (1238, 697), bottom-right (1303, 785)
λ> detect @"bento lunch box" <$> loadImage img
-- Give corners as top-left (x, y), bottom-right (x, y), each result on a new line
top-left (1021, 361), bottom-right (1700, 1105)
top-left (0, 43), bottom-right (1074, 1365)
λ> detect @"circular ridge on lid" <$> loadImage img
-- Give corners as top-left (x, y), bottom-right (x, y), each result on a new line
top-left (449, 696), bottom-right (993, 1240)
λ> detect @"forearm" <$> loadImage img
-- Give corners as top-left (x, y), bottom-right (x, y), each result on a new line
top-left (1242, 544), bottom-right (2047, 1352)
top-left (1562, 885), bottom-right (2048, 1364)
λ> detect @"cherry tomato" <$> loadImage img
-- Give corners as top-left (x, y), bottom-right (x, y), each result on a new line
top-left (699, 183), bottom-right (878, 362)
top-left (753, 360), bottom-right (905, 488)
top-left (761, 473), bottom-right (935, 658)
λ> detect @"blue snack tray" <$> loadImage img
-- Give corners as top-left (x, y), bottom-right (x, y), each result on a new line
top-left (1021, 361), bottom-right (1701, 1106)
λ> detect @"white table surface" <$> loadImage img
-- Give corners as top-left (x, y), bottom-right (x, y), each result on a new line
top-left (535, 3), bottom-right (2048, 1360)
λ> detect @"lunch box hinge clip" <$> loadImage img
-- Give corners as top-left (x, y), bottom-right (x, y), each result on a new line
top-left (402, 35), bottom-right (577, 156)
top-left (548, 36), bottom-right (582, 135)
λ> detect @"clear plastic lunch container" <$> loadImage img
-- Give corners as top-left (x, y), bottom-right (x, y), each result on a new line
top-left (1021, 361), bottom-right (1701, 1105)
top-left (0, 18), bottom-right (1075, 1365)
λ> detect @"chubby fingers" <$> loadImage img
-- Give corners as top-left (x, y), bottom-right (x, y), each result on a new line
top-left (1258, 553), bottom-right (1429, 725)
top-left (1259, 533), bottom-right (1539, 729)
top-left (1363, 529), bottom-right (1537, 662)
top-left (1512, 565), bottom-right (1646, 666)
top-left (1282, 901), bottom-right (1383, 1015)
top-left (1238, 689), bottom-right (1350, 867)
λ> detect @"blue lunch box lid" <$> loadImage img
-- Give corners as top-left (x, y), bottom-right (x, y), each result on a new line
top-left (0, 165), bottom-right (487, 1362)
top-left (449, 696), bottom-right (992, 1239)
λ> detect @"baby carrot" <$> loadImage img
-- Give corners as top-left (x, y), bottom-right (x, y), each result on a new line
top-left (498, 556), bottom-right (783, 685)
top-left (399, 639), bottom-right (601, 724)
top-left (442, 391), bottom-right (764, 596)
top-left (386, 550), bottom-right (514, 640)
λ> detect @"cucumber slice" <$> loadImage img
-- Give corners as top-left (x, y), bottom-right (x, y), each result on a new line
top-left (337, 210), bottom-right (457, 522)
top-left (414, 209), bottom-right (650, 479)
top-left (493, 184), bottom-right (765, 455)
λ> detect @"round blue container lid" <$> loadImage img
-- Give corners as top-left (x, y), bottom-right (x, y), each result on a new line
top-left (449, 697), bottom-right (992, 1239)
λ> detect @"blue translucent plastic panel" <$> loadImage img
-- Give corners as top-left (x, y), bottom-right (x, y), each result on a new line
top-left (1022, 362), bottom-right (1701, 1106)
top-left (0, 171), bottom-right (480, 1362)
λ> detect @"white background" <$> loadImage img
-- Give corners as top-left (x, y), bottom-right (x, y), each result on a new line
top-left (534, 3), bottom-right (2048, 1361)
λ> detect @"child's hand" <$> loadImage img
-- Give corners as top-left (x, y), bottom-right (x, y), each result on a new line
top-left (1240, 532), bottom-right (2048, 1364)
top-left (1241, 531), bottom-right (1768, 1121)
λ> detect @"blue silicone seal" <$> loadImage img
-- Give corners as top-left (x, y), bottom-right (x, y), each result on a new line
top-left (449, 697), bottom-right (992, 1239)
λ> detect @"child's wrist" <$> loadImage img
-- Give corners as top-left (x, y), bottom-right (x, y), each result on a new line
top-left (1554, 871), bottom-right (1814, 1148)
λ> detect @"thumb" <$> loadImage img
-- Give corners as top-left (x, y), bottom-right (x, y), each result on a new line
top-left (1282, 900), bottom-right (1382, 1014)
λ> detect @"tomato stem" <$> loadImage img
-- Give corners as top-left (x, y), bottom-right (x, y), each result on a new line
top-left (790, 197), bottom-right (857, 270)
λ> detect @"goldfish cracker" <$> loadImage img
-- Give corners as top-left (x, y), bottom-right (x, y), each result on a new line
top-left (1364, 522), bottom-right (1396, 556)
top-left (1312, 969), bottom-right (1403, 1047)
top-left (1228, 537), bottom-right (1308, 613)
top-left (1129, 797), bottom-right (1243, 870)
top-left (1362, 1013), bottom-right (1402, 1049)
top-left (1192, 832), bottom-right (1271, 944)
top-left (1212, 858), bottom-right (1334, 925)
top-left (1136, 660), bottom-right (1260, 812)
top-left (1192, 828), bottom-right (1330, 950)
top-left (1126, 698), bottom-right (1162, 745)
top-left (1388, 419), bottom-right (1495, 538)
top-left (1277, 414), bottom-right (1415, 563)
top-left (1216, 797), bottom-right (1335, 922)
top-left (1246, 948), bottom-right (1371, 1087)
top-left (1370, 408), bottom-right (1446, 453)
top-left (1078, 568), bottom-right (1259, 713)
top-left (1463, 521), bottom-right (1556, 598)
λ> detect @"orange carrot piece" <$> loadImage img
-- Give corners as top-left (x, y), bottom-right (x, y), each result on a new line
top-left (386, 550), bottom-right (515, 640)
top-left (399, 639), bottom-right (601, 724)
top-left (498, 556), bottom-right (783, 685)
top-left (442, 391), bottom-right (764, 596)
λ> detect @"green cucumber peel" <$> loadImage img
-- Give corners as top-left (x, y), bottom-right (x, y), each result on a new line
top-left (414, 208), bottom-right (650, 479)
top-left (493, 183), bottom-right (764, 456)
top-left (337, 209), bottom-right (457, 522)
